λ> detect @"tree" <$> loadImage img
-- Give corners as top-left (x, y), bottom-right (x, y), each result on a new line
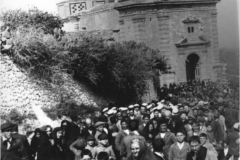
top-left (1, 7), bottom-right (63, 34)
top-left (66, 35), bottom-right (168, 104)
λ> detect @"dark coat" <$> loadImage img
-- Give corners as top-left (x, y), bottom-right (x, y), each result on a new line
top-left (81, 127), bottom-right (96, 139)
top-left (223, 108), bottom-right (239, 130)
top-left (12, 133), bottom-right (31, 160)
top-left (61, 120), bottom-right (80, 160)
top-left (36, 132), bottom-right (54, 160)
top-left (1, 137), bottom-right (29, 160)
top-left (225, 131), bottom-right (239, 155)
top-left (210, 120), bottom-right (224, 142)
top-left (52, 127), bottom-right (65, 160)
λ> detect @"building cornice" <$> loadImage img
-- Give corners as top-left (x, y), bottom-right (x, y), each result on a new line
top-left (114, 0), bottom-right (220, 10)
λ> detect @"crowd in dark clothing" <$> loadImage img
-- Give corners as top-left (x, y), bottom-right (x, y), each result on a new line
top-left (1, 81), bottom-right (239, 160)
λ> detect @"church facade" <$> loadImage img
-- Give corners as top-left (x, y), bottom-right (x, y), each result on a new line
top-left (57, 0), bottom-right (223, 85)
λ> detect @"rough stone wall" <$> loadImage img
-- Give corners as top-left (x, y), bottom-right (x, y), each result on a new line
top-left (79, 4), bottom-right (119, 31)
top-left (0, 54), bottom-right (108, 118)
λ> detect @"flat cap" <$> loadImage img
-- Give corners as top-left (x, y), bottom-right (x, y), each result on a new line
top-left (128, 105), bottom-right (134, 109)
top-left (102, 108), bottom-right (109, 113)
top-left (1, 123), bottom-right (16, 132)
top-left (98, 133), bottom-right (108, 140)
top-left (95, 121), bottom-right (105, 127)
top-left (87, 135), bottom-right (95, 141)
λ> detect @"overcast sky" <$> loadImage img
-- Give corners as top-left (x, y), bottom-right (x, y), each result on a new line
top-left (1, 0), bottom-right (239, 49)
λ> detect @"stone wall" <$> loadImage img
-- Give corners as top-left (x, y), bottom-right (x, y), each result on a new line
top-left (0, 53), bottom-right (108, 125)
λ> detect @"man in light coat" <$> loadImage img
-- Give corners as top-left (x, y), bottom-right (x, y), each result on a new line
top-left (169, 130), bottom-right (191, 160)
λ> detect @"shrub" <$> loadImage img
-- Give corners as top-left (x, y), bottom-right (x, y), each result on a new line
top-left (66, 36), bottom-right (168, 103)
top-left (2, 109), bottom-right (29, 124)
top-left (1, 7), bottom-right (63, 34)
top-left (11, 26), bottom-right (71, 84)
top-left (42, 99), bottom-right (98, 120)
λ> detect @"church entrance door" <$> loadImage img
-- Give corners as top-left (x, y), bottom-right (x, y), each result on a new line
top-left (186, 53), bottom-right (200, 81)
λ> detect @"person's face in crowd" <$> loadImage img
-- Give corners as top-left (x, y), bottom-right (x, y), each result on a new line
top-left (3, 131), bottom-right (12, 139)
top-left (213, 110), bottom-right (220, 119)
top-left (180, 113), bottom-right (187, 121)
top-left (160, 124), bottom-right (167, 133)
top-left (62, 122), bottom-right (68, 130)
top-left (165, 114), bottom-right (171, 120)
top-left (199, 122), bottom-right (204, 127)
top-left (141, 107), bottom-right (146, 114)
top-left (154, 111), bottom-right (159, 117)
top-left (143, 117), bottom-right (150, 124)
top-left (95, 111), bottom-right (101, 117)
top-left (117, 115), bottom-right (122, 121)
top-left (146, 110), bottom-right (150, 114)
top-left (131, 142), bottom-right (140, 158)
top-left (146, 141), bottom-right (153, 151)
top-left (46, 127), bottom-right (52, 136)
top-left (149, 124), bottom-right (153, 131)
top-left (193, 110), bottom-right (198, 117)
top-left (100, 139), bottom-right (108, 146)
top-left (78, 123), bottom-right (85, 131)
top-left (36, 132), bottom-right (40, 138)
top-left (192, 123), bottom-right (199, 132)
top-left (153, 120), bottom-right (158, 129)
top-left (207, 114), bottom-right (213, 122)
top-left (179, 107), bottom-right (184, 113)
top-left (176, 132), bottom-right (185, 143)
top-left (190, 141), bottom-right (200, 153)
top-left (184, 106), bottom-right (189, 112)
top-left (129, 110), bottom-right (134, 116)
top-left (117, 112), bottom-right (121, 117)
top-left (200, 136), bottom-right (207, 145)
top-left (206, 125), bottom-right (212, 132)
top-left (121, 122), bottom-right (128, 130)
top-left (134, 108), bottom-right (139, 116)
top-left (87, 140), bottom-right (94, 146)
top-left (97, 125), bottom-right (104, 132)
top-left (56, 130), bottom-right (62, 139)
top-left (86, 118), bottom-right (92, 128)
top-left (188, 119), bottom-right (194, 125)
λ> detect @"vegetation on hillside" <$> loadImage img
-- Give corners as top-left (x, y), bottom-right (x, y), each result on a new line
top-left (1, 8), bottom-right (63, 34)
top-left (1, 8), bottom-right (168, 119)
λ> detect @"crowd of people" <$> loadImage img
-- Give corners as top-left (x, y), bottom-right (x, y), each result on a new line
top-left (1, 81), bottom-right (239, 160)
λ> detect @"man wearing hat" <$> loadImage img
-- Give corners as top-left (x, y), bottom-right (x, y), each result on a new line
top-left (155, 122), bottom-right (176, 160)
top-left (94, 121), bottom-right (106, 144)
top-left (1, 122), bottom-right (29, 160)
top-left (85, 135), bottom-right (95, 153)
top-left (92, 133), bottom-right (116, 160)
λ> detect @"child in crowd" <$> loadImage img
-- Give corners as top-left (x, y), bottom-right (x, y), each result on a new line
top-left (92, 133), bottom-right (116, 160)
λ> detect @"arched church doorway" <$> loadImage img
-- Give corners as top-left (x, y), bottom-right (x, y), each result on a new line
top-left (186, 53), bottom-right (200, 81)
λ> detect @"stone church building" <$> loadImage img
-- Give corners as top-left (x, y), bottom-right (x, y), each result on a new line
top-left (57, 0), bottom-right (223, 85)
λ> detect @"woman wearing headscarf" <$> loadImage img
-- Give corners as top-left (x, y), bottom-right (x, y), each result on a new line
top-left (61, 120), bottom-right (80, 160)
top-left (141, 122), bottom-right (157, 142)
top-left (127, 138), bottom-right (157, 160)
top-left (35, 127), bottom-right (54, 160)
top-left (30, 128), bottom-right (41, 160)
top-left (52, 127), bottom-right (65, 160)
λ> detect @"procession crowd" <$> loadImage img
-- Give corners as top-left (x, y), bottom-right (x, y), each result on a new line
top-left (1, 81), bottom-right (239, 160)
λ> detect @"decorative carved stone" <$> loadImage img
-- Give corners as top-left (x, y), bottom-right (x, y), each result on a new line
top-left (132, 18), bottom-right (146, 23)
top-left (119, 19), bottom-right (124, 25)
top-left (182, 16), bottom-right (199, 24)
top-left (157, 16), bottom-right (170, 21)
